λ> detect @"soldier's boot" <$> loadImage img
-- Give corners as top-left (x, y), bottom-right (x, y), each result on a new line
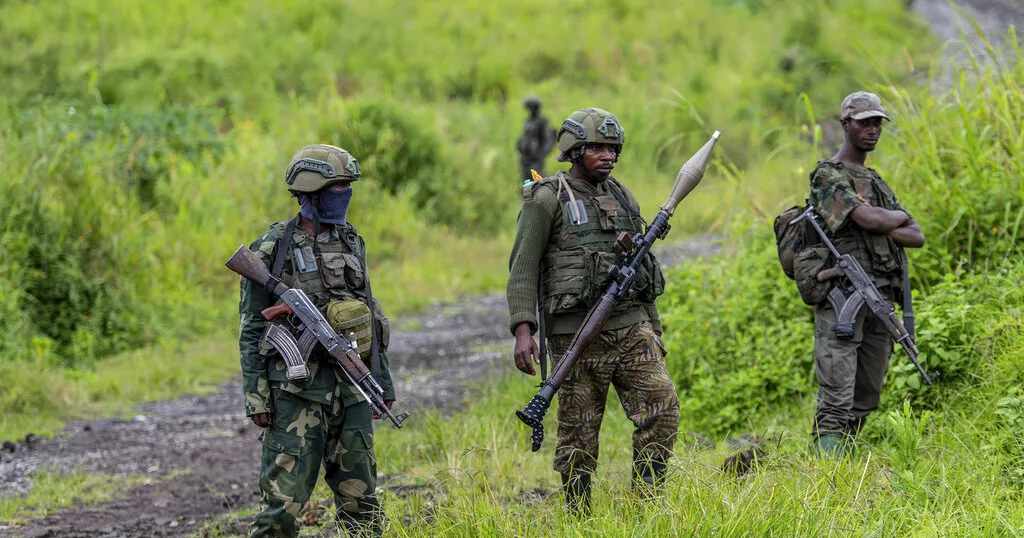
top-left (337, 507), bottom-right (385, 538)
top-left (560, 472), bottom-right (592, 518)
top-left (813, 433), bottom-right (846, 459)
top-left (632, 450), bottom-right (668, 496)
top-left (338, 517), bottom-right (383, 538)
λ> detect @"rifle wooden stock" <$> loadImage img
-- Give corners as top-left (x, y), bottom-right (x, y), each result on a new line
top-left (226, 246), bottom-right (287, 297)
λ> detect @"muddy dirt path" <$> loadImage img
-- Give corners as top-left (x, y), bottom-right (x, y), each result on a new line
top-left (0, 238), bottom-right (719, 538)
top-left (1, 3), bottom-right (1019, 537)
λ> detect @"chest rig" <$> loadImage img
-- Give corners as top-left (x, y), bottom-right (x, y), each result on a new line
top-left (817, 163), bottom-right (905, 289)
top-left (540, 174), bottom-right (664, 316)
top-left (262, 216), bottom-right (383, 380)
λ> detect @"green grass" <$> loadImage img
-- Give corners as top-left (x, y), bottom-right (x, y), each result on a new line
top-left (0, 471), bottom-right (146, 523)
top-left (193, 16), bottom-right (1023, 538)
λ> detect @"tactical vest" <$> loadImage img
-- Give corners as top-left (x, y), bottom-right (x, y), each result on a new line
top-left (539, 174), bottom-right (665, 317)
top-left (813, 162), bottom-right (904, 289)
top-left (259, 221), bottom-right (379, 361)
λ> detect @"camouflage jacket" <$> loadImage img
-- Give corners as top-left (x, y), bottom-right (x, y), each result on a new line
top-left (238, 218), bottom-right (395, 416)
top-left (808, 160), bottom-right (910, 289)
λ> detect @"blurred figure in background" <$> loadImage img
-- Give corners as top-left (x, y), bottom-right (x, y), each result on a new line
top-left (516, 95), bottom-right (556, 180)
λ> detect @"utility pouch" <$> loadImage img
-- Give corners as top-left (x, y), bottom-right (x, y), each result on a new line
top-left (793, 246), bottom-right (832, 306)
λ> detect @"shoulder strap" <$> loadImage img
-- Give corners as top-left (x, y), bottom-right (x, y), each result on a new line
top-left (271, 216), bottom-right (299, 279)
top-left (604, 179), bottom-right (640, 218)
top-left (337, 224), bottom-right (382, 382)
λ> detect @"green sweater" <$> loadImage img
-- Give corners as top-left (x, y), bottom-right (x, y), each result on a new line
top-left (506, 173), bottom-right (660, 336)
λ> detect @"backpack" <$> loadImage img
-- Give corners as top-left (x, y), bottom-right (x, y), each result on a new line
top-left (773, 204), bottom-right (814, 280)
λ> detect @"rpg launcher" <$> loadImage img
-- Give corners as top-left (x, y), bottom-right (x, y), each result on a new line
top-left (515, 131), bottom-right (721, 452)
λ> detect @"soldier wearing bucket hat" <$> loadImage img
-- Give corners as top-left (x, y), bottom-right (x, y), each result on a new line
top-left (507, 108), bottom-right (678, 514)
top-left (238, 144), bottom-right (397, 537)
top-left (803, 92), bottom-right (925, 457)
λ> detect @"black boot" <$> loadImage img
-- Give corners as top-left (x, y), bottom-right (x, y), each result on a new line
top-left (632, 450), bottom-right (668, 494)
top-left (560, 472), bottom-right (592, 517)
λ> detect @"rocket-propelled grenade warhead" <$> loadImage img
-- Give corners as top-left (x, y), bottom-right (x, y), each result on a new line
top-left (660, 131), bottom-right (720, 215)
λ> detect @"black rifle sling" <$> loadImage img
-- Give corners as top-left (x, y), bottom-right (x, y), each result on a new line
top-left (604, 179), bottom-right (641, 218)
top-left (337, 226), bottom-right (382, 383)
top-left (901, 252), bottom-right (915, 339)
top-left (270, 216), bottom-right (299, 285)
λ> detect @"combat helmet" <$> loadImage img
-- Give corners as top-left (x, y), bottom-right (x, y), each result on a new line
top-left (523, 95), bottom-right (542, 109)
top-left (555, 108), bottom-right (625, 162)
top-left (284, 144), bottom-right (361, 194)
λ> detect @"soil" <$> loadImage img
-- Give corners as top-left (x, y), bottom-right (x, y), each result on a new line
top-left (1, 2), bottom-right (1020, 536)
top-left (0, 237), bottom-right (719, 538)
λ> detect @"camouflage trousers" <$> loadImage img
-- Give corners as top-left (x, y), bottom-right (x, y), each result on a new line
top-left (813, 301), bottom-right (892, 437)
top-left (250, 387), bottom-right (383, 538)
top-left (548, 320), bottom-right (680, 475)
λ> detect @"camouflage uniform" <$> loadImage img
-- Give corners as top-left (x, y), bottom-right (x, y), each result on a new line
top-left (548, 320), bottom-right (677, 475)
top-left (506, 109), bottom-right (679, 487)
top-left (808, 160), bottom-right (908, 440)
top-left (239, 145), bottom-right (394, 537)
top-left (516, 96), bottom-right (556, 179)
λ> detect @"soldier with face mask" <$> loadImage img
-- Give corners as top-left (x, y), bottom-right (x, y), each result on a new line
top-left (238, 144), bottom-right (396, 537)
top-left (506, 108), bottom-right (680, 515)
top-left (807, 93), bottom-right (925, 456)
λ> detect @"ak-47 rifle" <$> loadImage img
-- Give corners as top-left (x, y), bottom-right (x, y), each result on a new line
top-left (226, 246), bottom-right (411, 428)
top-left (515, 131), bottom-right (721, 452)
top-left (789, 206), bottom-right (936, 384)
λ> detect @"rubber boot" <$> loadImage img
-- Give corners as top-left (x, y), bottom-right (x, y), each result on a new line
top-left (813, 433), bottom-right (845, 459)
top-left (560, 472), bottom-right (592, 518)
top-left (632, 450), bottom-right (668, 495)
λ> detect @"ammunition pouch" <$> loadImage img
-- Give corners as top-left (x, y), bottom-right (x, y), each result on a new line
top-left (326, 299), bottom-right (373, 361)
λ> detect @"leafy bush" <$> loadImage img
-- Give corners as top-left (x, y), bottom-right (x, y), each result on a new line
top-left (660, 224), bottom-right (815, 434)
top-left (661, 36), bottom-right (1024, 435)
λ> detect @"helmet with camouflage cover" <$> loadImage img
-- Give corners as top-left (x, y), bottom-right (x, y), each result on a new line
top-left (284, 144), bottom-right (361, 194)
top-left (555, 108), bottom-right (625, 162)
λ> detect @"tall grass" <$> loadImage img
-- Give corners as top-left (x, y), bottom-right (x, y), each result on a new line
top-left (196, 27), bottom-right (1024, 538)
top-left (0, 0), bottom-right (932, 410)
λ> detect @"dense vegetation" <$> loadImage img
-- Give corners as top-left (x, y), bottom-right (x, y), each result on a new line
top-left (323, 34), bottom-right (1022, 537)
top-left (0, 0), bottom-right (933, 435)
top-left (6, 0), bottom-right (1024, 535)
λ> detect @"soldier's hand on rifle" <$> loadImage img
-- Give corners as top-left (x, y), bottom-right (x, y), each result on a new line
top-left (250, 413), bottom-right (273, 428)
top-left (372, 400), bottom-right (394, 420)
top-left (513, 323), bottom-right (540, 376)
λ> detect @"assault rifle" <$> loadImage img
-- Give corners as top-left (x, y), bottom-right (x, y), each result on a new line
top-left (515, 131), bottom-right (721, 452)
top-left (789, 207), bottom-right (936, 384)
top-left (226, 246), bottom-right (411, 428)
